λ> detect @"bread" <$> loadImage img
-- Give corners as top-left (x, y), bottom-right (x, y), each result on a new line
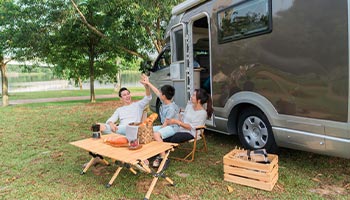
top-left (104, 136), bottom-right (128, 145)
top-left (139, 113), bottom-right (158, 126)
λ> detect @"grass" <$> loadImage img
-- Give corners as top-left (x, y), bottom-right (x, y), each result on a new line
top-left (6, 87), bottom-right (145, 100)
top-left (0, 99), bottom-right (349, 199)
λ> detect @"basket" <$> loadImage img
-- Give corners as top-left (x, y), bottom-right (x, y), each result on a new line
top-left (137, 124), bottom-right (154, 144)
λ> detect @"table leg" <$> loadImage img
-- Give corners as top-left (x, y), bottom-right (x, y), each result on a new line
top-left (80, 157), bottom-right (95, 175)
top-left (80, 152), bottom-right (110, 175)
top-left (106, 166), bottom-right (123, 188)
top-left (89, 152), bottom-right (110, 166)
top-left (144, 150), bottom-right (174, 200)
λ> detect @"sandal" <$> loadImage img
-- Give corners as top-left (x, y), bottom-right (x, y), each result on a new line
top-left (152, 156), bottom-right (162, 168)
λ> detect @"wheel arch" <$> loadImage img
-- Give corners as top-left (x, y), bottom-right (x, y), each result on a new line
top-left (226, 92), bottom-right (278, 134)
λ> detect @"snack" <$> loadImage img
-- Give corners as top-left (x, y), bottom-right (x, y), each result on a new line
top-left (104, 136), bottom-right (128, 145)
top-left (140, 113), bottom-right (158, 126)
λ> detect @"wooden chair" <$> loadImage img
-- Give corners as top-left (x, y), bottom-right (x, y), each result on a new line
top-left (170, 126), bottom-right (208, 162)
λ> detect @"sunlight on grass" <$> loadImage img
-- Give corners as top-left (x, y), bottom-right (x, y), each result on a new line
top-left (8, 87), bottom-right (144, 100)
top-left (0, 101), bottom-right (349, 199)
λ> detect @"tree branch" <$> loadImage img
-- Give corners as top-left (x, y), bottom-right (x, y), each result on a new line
top-left (144, 25), bottom-right (161, 53)
top-left (70, 0), bottom-right (106, 38)
top-left (70, 0), bottom-right (146, 59)
top-left (4, 59), bottom-right (12, 65)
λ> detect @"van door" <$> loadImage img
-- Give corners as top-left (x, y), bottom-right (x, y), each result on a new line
top-left (188, 14), bottom-right (215, 127)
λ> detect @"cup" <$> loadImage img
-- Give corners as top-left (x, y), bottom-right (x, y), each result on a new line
top-left (126, 123), bottom-right (139, 141)
top-left (129, 139), bottom-right (139, 148)
top-left (91, 124), bottom-right (101, 139)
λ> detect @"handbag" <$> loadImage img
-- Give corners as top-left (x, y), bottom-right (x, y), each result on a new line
top-left (137, 124), bottom-right (154, 144)
top-left (137, 113), bottom-right (158, 144)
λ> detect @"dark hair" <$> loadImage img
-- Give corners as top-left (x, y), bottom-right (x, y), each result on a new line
top-left (195, 88), bottom-right (213, 119)
top-left (118, 87), bottom-right (130, 97)
top-left (160, 85), bottom-right (175, 100)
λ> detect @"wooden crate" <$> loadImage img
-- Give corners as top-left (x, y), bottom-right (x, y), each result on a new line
top-left (223, 149), bottom-right (278, 191)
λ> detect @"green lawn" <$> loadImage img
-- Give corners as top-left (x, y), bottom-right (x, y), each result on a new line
top-left (6, 87), bottom-right (145, 100)
top-left (0, 100), bottom-right (349, 199)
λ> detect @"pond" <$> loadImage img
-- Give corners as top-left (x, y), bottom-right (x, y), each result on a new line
top-left (1, 71), bottom-right (142, 93)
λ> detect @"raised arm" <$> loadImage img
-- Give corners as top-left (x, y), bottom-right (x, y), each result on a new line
top-left (139, 74), bottom-right (151, 97)
top-left (141, 74), bottom-right (161, 97)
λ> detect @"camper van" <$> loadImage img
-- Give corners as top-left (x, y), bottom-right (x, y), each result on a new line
top-left (148, 0), bottom-right (350, 159)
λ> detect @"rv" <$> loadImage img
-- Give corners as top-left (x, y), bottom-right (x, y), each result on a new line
top-left (148, 0), bottom-right (350, 158)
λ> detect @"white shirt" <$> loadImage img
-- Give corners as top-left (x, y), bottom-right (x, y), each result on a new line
top-left (178, 102), bottom-right (207, 137)
top-left (106, 95), bottom-right (151, 126)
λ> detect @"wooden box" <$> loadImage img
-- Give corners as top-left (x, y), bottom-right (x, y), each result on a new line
top-left (223, 149), bottom-right (278, 191)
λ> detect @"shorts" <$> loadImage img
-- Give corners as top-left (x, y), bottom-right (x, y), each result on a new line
top-left (153, 125), bottom-right (176, 139)
top-left (102, 124), bottom-right (126, 135)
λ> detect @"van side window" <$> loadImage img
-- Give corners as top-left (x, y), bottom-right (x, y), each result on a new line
top-left (217, 0), bottom-right (271, 43)
top-left (172, 29), bottom-right (184, 61)
top-left (154, 48), bottom-right (171, 71)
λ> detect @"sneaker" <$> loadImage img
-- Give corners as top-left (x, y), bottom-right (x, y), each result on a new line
top-left (152, 156), bottom-right (162, 168)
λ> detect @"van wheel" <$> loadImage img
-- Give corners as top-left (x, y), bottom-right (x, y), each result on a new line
top-left (237, 108), bottom-right (278, 153)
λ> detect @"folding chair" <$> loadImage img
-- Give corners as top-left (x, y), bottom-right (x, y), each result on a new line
top-left (171, 126), bottom-right (208, 162)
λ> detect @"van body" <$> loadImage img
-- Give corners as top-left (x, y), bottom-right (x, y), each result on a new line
top-left (148, 0), bottom-right (350, 158)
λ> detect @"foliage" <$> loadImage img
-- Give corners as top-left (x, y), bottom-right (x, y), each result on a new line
top-left (1, 0), bottom-right (183, 104)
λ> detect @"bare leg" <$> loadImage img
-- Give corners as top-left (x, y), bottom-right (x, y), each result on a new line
top-left (153, 132), bottom-right (165, 157)
top-left (153, 132), bottom-right (163, 142)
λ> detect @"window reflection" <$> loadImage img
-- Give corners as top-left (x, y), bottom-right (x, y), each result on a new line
top-left (218, 0), bottom-right (271, 43)
top-left (173, 29), bottom-right (184, 61)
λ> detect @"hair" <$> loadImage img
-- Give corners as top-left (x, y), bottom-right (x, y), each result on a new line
top-left (195, 88), bottom-right (213, 119)
top-left (118, 87), bottom-right (130, 97)
top-left (160, 85), bottom-right (175, 100)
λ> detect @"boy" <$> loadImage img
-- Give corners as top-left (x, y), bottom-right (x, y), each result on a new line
top-left (141, 75), bottom-right (179, 166)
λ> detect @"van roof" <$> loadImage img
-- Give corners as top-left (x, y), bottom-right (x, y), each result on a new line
top-left (172, 0), bottom-right (207, 15)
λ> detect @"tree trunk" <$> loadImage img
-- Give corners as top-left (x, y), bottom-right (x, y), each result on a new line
top-left (1, 62), bottom-right (9, 107)
top-left (114, 58), bottom-right (121, 92)
top-left (115, 70), bottom-right (121, 92)
top-left (89, 54), bottom-right (96, 103)
top-left (78, 77), bottom-right (83, 90)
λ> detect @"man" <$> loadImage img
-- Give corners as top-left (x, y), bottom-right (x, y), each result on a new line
top-left (99, 79), bottom-right (151, 135)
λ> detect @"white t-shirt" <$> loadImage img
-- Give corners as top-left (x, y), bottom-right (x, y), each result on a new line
top-left (178, 102), bottom-right (207, 137)
top-left (106, 95), bottom-right (152, 126)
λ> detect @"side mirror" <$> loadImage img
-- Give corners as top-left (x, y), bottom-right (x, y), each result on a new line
top-left (146, 61), bottom-right (153, 72)
top-left (140, 60), bottom-right (153, 75)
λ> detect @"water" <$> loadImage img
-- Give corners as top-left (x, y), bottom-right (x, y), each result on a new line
top-left (1, 71), bottom-right (142, 93)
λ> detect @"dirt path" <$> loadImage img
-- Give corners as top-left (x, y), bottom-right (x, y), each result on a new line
top-left (5, 92), bottom-right (146, 105)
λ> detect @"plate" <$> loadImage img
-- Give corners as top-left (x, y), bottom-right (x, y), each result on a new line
top-left (108, 143), bottom-right (129, 148)
top-left (128, 144), bottom-right (143, 150)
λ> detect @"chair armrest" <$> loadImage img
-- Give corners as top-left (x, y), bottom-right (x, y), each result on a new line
top-left (195, 125), bottom-right (206, 130)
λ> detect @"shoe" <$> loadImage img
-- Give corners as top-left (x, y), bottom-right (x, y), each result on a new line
top-left (152, 156), bottom-right (162, 168)
top-left (143, 159), bottom-right (150, 166)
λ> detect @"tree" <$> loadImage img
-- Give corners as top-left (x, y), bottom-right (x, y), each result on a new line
top-left (1, 0), bottom-right (183, 106)
top-left (70, 0), bottom-right (183, 71)
top-left (0, 0), bottom-right (42, 106)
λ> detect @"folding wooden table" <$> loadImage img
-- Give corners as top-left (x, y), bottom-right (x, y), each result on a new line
top-left (70, 135), bottom-right (178, 200)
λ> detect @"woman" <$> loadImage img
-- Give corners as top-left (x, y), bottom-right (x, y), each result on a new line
top-left (152, 88), bottom-right (213, 167)
top-left (164, 88), bottom-right (213, 142)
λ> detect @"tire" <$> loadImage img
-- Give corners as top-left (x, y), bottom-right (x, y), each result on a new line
top-left (237, 107), bottom-right (278, 153)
